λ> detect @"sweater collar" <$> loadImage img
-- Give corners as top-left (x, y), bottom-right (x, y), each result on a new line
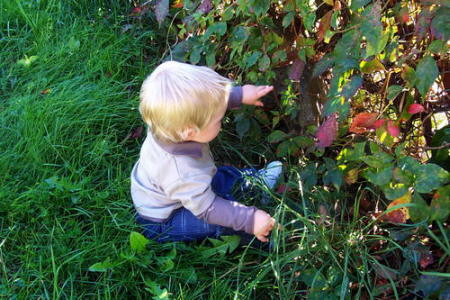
top-left (152, 134), bottom-right (204, 159)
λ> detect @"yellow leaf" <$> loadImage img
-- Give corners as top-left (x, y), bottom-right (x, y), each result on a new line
top-left (323, 0), bottom-right (334, 6)
top-left (383, 191), bottom-right (412, 223)
top-left (360, 59), bottom-right (386, 74)
top-left (344, 168), bottom-right (359, 184)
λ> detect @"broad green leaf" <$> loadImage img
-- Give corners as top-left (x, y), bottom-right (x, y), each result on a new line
top-left (245, 51), bottom-right (262, 68)
top-left (361, 152), bottom-right (393, 169)
top-left (272, 50), bottom-right (287, 64)
top-left (361, 3), bottom-right (385, 57)
top-left (267, 130), bottom-right (288, 143)
top-left (324, 96), bottom-right (350, 120)
top-left (205, 51), bottom-right (215, 66)
top-left (431, 7), bottom-right (450, 40)
top-left (341, 75), bottom-right (363, 100)
top-left (430, 125), bottom-right (450, 171)
top-left (365, 166), bottom-right (393, 186)
top-left (221, 235), bottom-right (241, 253)
top-left (205, 22), bottom-right (227, 38)
top-left (293, 136), bottom-right (314, 148)
top-left (427, 40), bottom-right (448, 55)
top-left (323, 168), bottom-right (343, 190)
top-left (130, 231), bottom-right (149, 253)
top-left (414, 275), bottom-right (443, 298)
top-left (350, 0), bottom-right (371, 10)
top-left (382, 183), bottom-right (409, 200)
top-left (144, 279), bottom-right (170, 300)
top-left (430, 186), bottom-right (450, 221)
top-left (282, 12), bottom-right (295, 28)
top-left (89, 258), bottom-right (113, 272)
top-left (409, 193), bottom-right (430, 222)
top-left (235, 115), bottom-right (250, 139)
top-left (230, 26), bottom-right (249, 44)
top-left (401, 65), bottom-right (418, 88)
top-left (387, 85), bottom-right (403, 100)
top-left (312, 55), bottom-right (334, 77)
top-left (249, 0), bottom-right (270, 16)
top-left (415, 56), bottom-right (439, 97)
top-left (414, 163), bottom-right (449, 194)
top-left (189, 46), bottom-right (202, 64)
top-left (258, 54), bottom-right (271, 71)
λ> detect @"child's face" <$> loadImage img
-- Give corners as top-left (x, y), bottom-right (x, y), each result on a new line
top-left (188, 107), bottom-right (226, 143)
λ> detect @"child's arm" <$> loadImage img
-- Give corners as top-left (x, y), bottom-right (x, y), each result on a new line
top-left (227, 85), bottom-right (274, 109)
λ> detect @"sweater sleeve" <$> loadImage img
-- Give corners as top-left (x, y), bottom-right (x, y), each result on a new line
top-left (227, 86), bottom-right (243, 110)
top-left (197, 196), bottom-right (256, 234)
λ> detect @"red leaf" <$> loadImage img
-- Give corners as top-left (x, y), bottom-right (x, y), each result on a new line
top-left (40, 88), bottom-right (51, 95)
top-left (288, 59), bottom-right (305, 80)
top-left (373, 119), bottom-right (385, 129)
top-left (316, 113), bottom-right (338, 148)
top-left (419, 252), bottom-right (434, 269)
top-left (317, 11), bottom-right (333, 42)
top-left (407, 103), bottom-right (425, 114)
top-left (130, 7), bottom-right (142, 16)
top-left (172, 0), bottom-right (183, 8)
top-left (387, 121), bottom-right (400, 137)
top-left (397, 7), bottom-right (409, 24)
top-left (130, 126), bottom-right (144, 139)
top-left (349, 113), bottom-right (378, 134)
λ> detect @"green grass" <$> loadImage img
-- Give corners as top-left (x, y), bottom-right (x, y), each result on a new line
top-left (0, 1), bottom-right (442, 299)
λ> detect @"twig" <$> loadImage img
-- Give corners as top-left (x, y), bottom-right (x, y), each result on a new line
top-left (422, 143), bottom-right (450, 150)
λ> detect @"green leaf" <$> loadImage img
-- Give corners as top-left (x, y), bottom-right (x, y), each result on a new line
top-left (430, 186), bottom-right (450, 221)
top-left (189, 46), bottom-right (202, 64)
top-left (361, 152), bottom-right (393, 169)
top-left (409, 193), bottom-right (430, 222)
top-left (341, 75), bottom-right (363, 100)
top-left (205, 22), bottom-right (227, 38)
top-left (324, 96), bottom-right (350, 120)
top-left (89, 258), bottom-right (113, 272)
top-left (382, 184), bottom-right (409, 200)
top-left (350, 0), bottom-right (371, 10)
top-left (258, 54), bottom-right (271, 71)
top-left (387, 85), bottom-right (403, 100)
top-left (245, 51), bottom-right (262, 68)
top-left (427, 40), bottom-right (448, 55)
top-left (365, 166), bottom-right (393, 186)
top-left (414, 163), bottom-right (449, 194)
top-left (272, 50), bottom-right (287, 64)
top-left (431, 7), bottom-right (450, 40)
top-left (415, 56), bottom-right (439, 97)
top-left (235, 115), bottom-right (250, 139)
top-left (282, 12), bottom-right (295, 28)
top-left (130, 231), bottom-right (149, 253)
top-left (249, 0), bottom-right (270, 16)
top-left (312, 55), bottom-right (334, 77)
top-left (323, 169), bottom-right (343, 190)
top-left (267, 130), bottom-right (289, 143)
top-left (361, 3), bottom-right (386, 57)
top-left (205, 51), bottom-right (215, 66)
top-left (293, 136), bottom-right (314, 148)
top-left (144, 279), bottom-right (171, 300)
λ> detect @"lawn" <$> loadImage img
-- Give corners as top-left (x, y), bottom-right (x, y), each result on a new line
top-left (1, 1), bottom-right (449, 299)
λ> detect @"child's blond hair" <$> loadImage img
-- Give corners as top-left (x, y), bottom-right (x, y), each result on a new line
top-left (139, 61), bottom-right (231, 143)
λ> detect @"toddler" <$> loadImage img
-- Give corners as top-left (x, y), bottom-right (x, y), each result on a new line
top-left (131, 61), bottom-right (282, 243)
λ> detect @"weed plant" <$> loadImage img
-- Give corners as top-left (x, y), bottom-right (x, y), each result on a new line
top-left (0, 1), bottom-right (444, 299)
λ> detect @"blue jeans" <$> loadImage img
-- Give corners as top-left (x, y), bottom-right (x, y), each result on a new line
top-left (136, 166), bottom-right (256, 243)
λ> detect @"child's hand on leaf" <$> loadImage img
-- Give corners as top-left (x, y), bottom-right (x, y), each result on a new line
top-left (242, 85), bottom-right (274, 106)
top-left (253, 209), bottom-right (276, 242)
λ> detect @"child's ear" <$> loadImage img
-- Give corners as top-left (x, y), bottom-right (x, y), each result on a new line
top-left (180, 127), bottom-right (198, 141)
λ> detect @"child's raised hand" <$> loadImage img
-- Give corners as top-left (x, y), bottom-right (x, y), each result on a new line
top-left (253, 209), bottom-right (276, 242)
top-left (242, 84), bottom-right (274, 107)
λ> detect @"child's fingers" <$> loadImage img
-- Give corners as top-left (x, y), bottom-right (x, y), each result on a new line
top-left (257, 85), bottom-right (273, 97)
